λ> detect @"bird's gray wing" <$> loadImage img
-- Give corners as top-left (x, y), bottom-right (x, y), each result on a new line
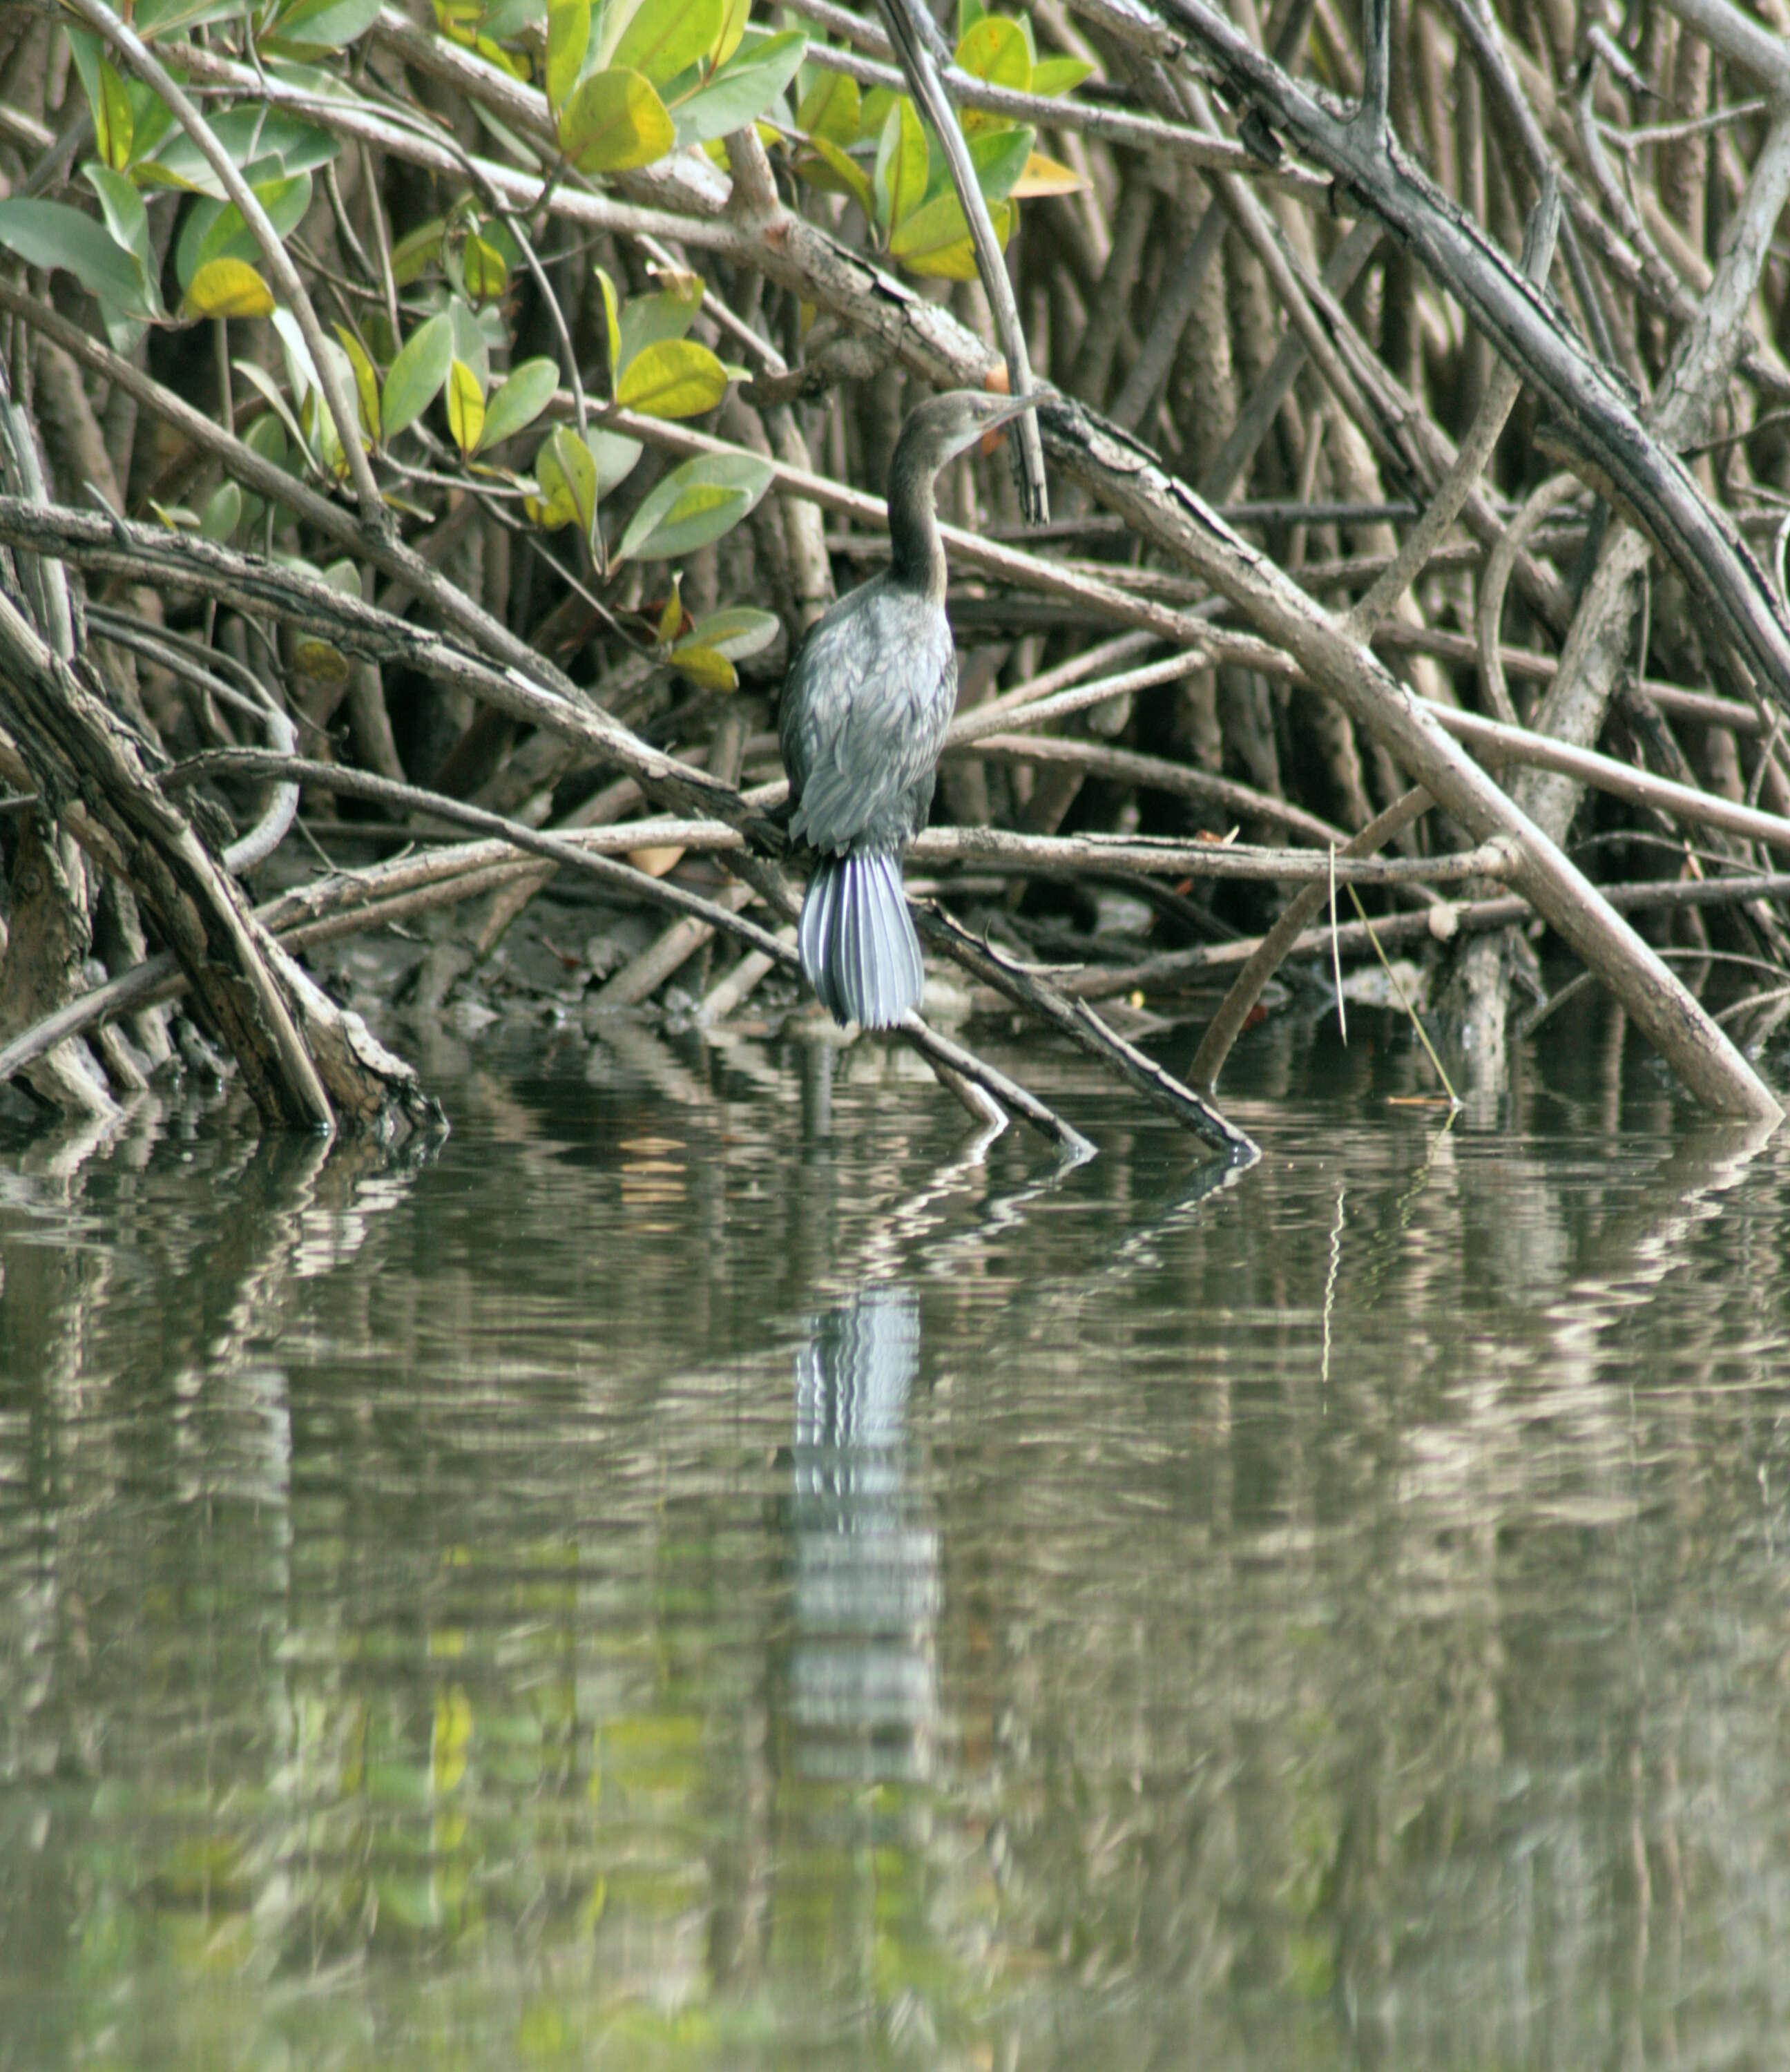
top-left (781, 585), bottom-right (956, 854)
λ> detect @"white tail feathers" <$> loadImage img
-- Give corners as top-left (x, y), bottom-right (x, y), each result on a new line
top-left (798, 850), bottom-right (924, 1028)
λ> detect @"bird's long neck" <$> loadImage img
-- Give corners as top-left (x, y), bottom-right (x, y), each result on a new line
top-left (885, 441), bottom-right (947, 602)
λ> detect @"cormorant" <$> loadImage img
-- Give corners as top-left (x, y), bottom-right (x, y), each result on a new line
top-left (779, 387), bottom-right (1042, 1028)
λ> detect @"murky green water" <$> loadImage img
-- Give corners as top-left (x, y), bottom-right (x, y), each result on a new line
top-left (3, 1006), bottom-right (1790, 2069)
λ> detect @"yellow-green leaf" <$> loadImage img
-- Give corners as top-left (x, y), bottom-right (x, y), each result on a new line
top-left (546, 0), bottom-right (589, 114)
top-left (96, 58), bottom-right (134, 171)
top-left (1010, 149), bottom-right (1089, 198)
top-left (333, 322), bottom-right (382, 443)
top-left (559, 66), bottom-right (675, 174)
top-left (686, 604), bottom-right (780, 659)
top-left (594, 265), bottom-right (623, 385)
top-left (611, 0), bottom-right (722, 86)
top-left (181, 258), bottom-right (275, 318)
top-left (292, 637), bottom-right (351, 683)
top-left (796, 68), bottom-right (859, 145)
top-left (955, 15), bottom-right (1029, 90)
top-left (1030, 55), bottom-right (1094, 96)
top-left (445, 357), bottom-right (485, 457)
top-left (463, 231), bottom-right (508, 303)
top-left (615, 338), bottom-right (729, 419)
top-left (794, 134), bottom-right (873, 219)
top-left (667, 641), bottom-right (736, 691)
top-left (874, 96), bottom-right (927, 233)
top-left (889, 192), bottom-right (1012, 278)
top-left (711, 0), bottom-right (748, 66)
top-left (655, 575), bottom-right (684, 644)
top-left (534, 423), bottom-right (599, 540)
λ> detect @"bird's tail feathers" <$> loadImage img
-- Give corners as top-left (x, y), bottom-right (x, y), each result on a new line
top-left (798, 850), bottom-right (924, 1028)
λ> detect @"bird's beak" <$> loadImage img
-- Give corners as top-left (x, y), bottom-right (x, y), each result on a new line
top-left (978, 385), bottom-right (1053, 456)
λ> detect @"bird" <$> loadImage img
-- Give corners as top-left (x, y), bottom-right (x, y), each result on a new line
top-left (778, 387), bottom-right (1043, 1028)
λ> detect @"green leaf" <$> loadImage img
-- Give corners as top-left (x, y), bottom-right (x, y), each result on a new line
top-left (0, 199), bottom-right (155, 315)
top-left (956, 0), bottom-right (985, 39)
top-left (65, 32), bottom-right (131, 170)
top-left (685, 604), bottom-right (780, 659)
top-left (84, 166), bottom-right (158, 307)
top-left (176, 173), bottom-right (314, 291)
top-left (615, 449), bottom-right (772, 562)
top-left (559, 67), bottom-right (675, 173)
top-left (590, 428), bottom-right (643, 493)
top-left (1030, 55), bottom-right (1094, 96)
top-left (135, 0), bottom-right (250, 33)
top-left (794, 134), bottom-right (874, 218)
top-left (199, 479), bottom-right (243, 540)
top-left (666, 642), bottom-right (736, 691)
top-left (474, 356), bottom-right (559, 451)
top-left (144, 108), bottom-right (338, 195)
top-left (611, 0), bottom-right (722, 87)
top-left (447, 294), bottom-right (492, 389)
top-left (182, 258), bottom-right (276, 318)
top-left (669, 29), bottom-right (806, 148)
top-left (955, 15), bottom-right (1029, 90)
top-left (888, 191), bottom-right (1012, 278)
top-left (334, 323), bottom-right (383, 443)
top-left (445, 358), bottom-right (485, 457)
top-left (234, 359), bottom-right (310, 454)
top-left (968, 122), bottom-right (1034, 203)
top-left (874, 96), bottom-right (927, 233)
top-left (390, 217), bottom-right (445, 287)
top-left (380, 311), bottom-right (454, 439)
top-left (546, 0), bottom-right (589, 114)
top-left (615, 338), bottom-right (729, 418)
top-left (264, 0), bottom-right (383, 51)
top-left (796, 68), bottom-right (859, 146)
top-left (616, 276), bottom-right (703, 367)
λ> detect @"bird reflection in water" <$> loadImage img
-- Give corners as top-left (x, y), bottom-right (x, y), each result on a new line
top-left (787, 1286), bottom-right (939, 1783)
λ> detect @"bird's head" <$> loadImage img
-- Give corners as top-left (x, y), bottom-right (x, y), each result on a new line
top-left (896, 385), bottom-right (1052, 478)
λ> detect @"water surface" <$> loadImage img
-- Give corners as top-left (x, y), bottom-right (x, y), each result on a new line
top-left (3, 1008), bottom-right (1788, 2069)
